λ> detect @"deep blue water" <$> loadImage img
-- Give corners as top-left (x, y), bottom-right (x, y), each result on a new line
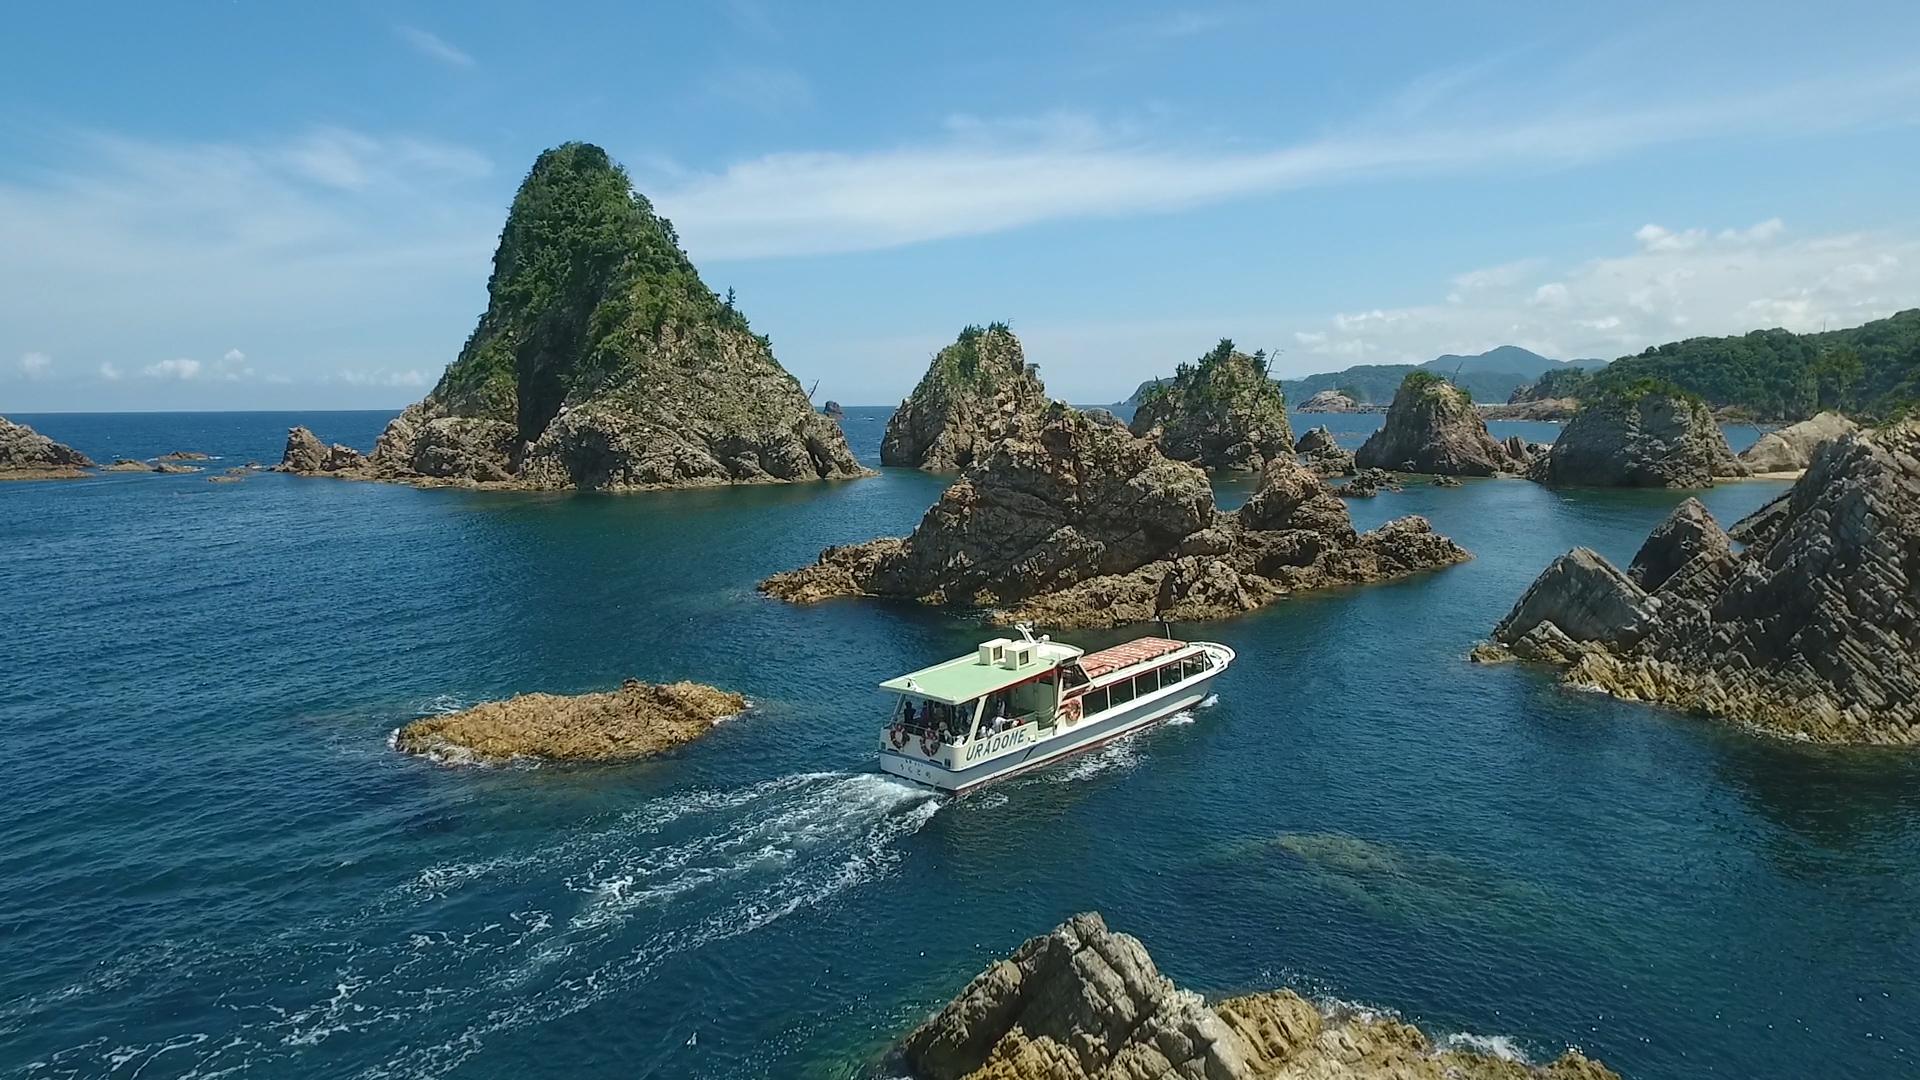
top-left (1, 408), bottom-right (1913, 1080)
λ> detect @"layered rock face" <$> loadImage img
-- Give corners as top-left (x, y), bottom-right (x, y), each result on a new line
top-left (393, 678), bottom-right (746, 763)
top-left (881, 324), bottom-right (1049, 471)
top-left (1738, 411), bottom-right (1857, 473)
top-left (1130, 340), bottom-right (1293, 471)
top-left (1482, 424), bottom-right (1920, 744)
top-left (280, 142), bottom-right (864, 491)
top-left (762, 405), bottom-right (1467, 628)
top-left (0, 417), bottom-right (93, 479)
top-left (1294, 425), bottom-right (1356, 477)
top-left (1356, 373), bottom-right (1522, 475)
top-left (1528, 389), bottom-right (1746, 487)
top-left (900, 912), bottom-right (1616, 1080)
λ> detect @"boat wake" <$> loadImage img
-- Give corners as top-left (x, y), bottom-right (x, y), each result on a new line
top-left (10, 771), bottom-right (940, 1080)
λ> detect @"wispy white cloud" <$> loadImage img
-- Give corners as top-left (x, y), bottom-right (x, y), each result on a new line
top-left (394, 25), bottom-right (475, 68)
top-left (18, 351), bottom-right (51, 378)
top-left (144, 357), bottom-right (201, 380)
top-left (336, 368), bottom-right (427, 387)
top-left (98, 361), bottom-right (120, 381)
top-left (652, 67), bottom-right (1920, 260)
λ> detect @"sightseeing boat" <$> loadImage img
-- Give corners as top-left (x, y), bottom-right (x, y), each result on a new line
top-left (876, 628), bottom-right (1235, 792)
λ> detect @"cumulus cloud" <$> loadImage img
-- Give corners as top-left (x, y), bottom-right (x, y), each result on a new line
top-left (19, 351), bottom-right (51, 377)
top-left (394, 26), bottom-right (475, 68)
top-left (1282, 219), bottom-right (1920, 368)
top-left (336, 369), bottom-right (427, 387)
top-left (144, 357), bottom-right (201, 380)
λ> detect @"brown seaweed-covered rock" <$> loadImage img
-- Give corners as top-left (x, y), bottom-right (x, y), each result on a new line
top-left (1356, 373), bottom-right (1521, 476)
top-left (882, 324), bottom-right (1050, 471)
top-left (1483, 423), bottom-right (1920, 744)
top-left (393, 678), bottom-right (746, 763)
top-left (1528, 388), bottom-right (1745, 487)
top-left (0, 417), bottom-right (94, 479)
top-left (1737, 411), bottom-right (1857, 474)
top-left (762, 406), bottom-right (1467, 629)
top-left (285, 143), bottom-right (865, 493)
top-left (900, 912), bottom-right (1617, 1080)
top-left (1130, 340), bottom-right (1293, 471)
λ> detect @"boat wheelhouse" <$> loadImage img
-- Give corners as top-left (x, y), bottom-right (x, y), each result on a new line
top-left (877, 628), bottom-right (1234, 792)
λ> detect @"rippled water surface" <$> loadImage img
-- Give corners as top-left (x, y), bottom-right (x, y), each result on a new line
top-left (2, 409), bottom-right (1914, 1079)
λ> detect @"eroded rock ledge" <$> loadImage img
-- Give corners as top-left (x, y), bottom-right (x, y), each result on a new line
top-left (762, 405), bottom-right (1468, 629)
top-left (393, 678), bottom-right (746, 763)
top-left (1478, 422), bottom-right (1920, 745)
top-left (0, 417), bottom-right (94, 480)
top-left (900, 912), bottom-right (1617, 1080)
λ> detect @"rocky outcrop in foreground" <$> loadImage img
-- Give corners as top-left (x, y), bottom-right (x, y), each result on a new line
top-left (279, 142), bottom-right (865, 492)
top-left (1738, 411), bottom-right (1857, 474)
top-left (1479, 422), bottom-right (1920, 744)
top-left (900, 913), bottom-right (1616, 1080)
top-left (393, 678), bottom-right (746, 763)
top-left (762, 405), bottom-right (1466, 628)
top-left (0, 417), bottom-right (93, 479)
top-left (1356, 373), bottom-right (1524, 476)
top-left (882, 324), bottom-right (1049, 471)
top-left (1131, 340), bottom-right (1293, 471)
top-left (1528, 387), bottom-right (1745, 487)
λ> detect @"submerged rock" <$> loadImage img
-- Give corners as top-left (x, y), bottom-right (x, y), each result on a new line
top-left (1528, 387), bottom-right (1745, 487)
top-left (1130, 340), bottom-right (1292, 471)
top-left (899, 912), bottom-right (1617, 1080)
top-left (762, 405), bottom-right (1466, 628)
top-left (394, 678), bottom-right (746, 763)
top-left (1738, 411), bottom-right (1857, 474)
top-left (0, 417), bottom-right (93, 479)
top-left (881, 324), bottom-right (1049, 471)
top-left (280, 142), bottom-right (865, 492)
top-left (1356, 372), bottom-right (1521, 476)
top-left (1484, 423), bottom-right (1920, 744)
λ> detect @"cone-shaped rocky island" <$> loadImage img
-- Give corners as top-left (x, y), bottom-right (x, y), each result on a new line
top-left (899, 912), bottom-right (1617, 1080)
top-left (1481, 421), bottom-right (1920, 744)
top-left (763, 404), bottom-right (1468, 628)
top-left (1527, 381), bottom-right (1745, 487)
top-left (1130, 340), bottom-right (1293, 471)
top-left (881, 323), bottom-right (1051, 471)
top-left (277, 142), bottom-right (866, 491)
top-left (1356, 371), bottom-right (1534, 475)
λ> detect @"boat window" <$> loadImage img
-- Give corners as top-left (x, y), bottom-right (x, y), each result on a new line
top-left (1181, 655), bottom-right (1201, 679)
top-left (1135, 668), bottom-right (1158, 696)
top-left (1082, 686), bottom-right (1109, 715)
top-left (1061, 664), bottom-right (1089, 689)
top-left (1109, 678), bottom-right (1135, 707)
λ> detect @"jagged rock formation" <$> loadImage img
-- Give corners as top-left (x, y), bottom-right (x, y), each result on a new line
top-left (278, 142), bottom-right (865, 491)
top-left (1294, 426), bottom-right (1336, 453)
top-left (1480, 423), bottom-right (1920, 744)
top-left (1528, 387), bottom-right (1746, 487)
top-left (393, 678), bottom-right (746, 763)
top-left (1356, 373), bottom-right (1523, 475)
top-left (762, 405), bottom-right (1466, 628)
top-left (0, 417), bottom-right (93, 479)
top-left (1296, 427), bottom-right (1356, 479)
top-left (1502, 435), bottom-right (1548, 469)
top-left (900, 912), bottom-right (1616, 1080)
top-left (275, 427), bottom-right (368, 475)
top-left (1130, 340), bottom-right (1293, 471)
top-left (1298, 389), bottom-right (1359, 413)
top-left (1738, 411), bottom-right (1857, 474)
top-left (822, 400), bottom-right (846, 421)
top-left (881, 324), bottom-right (1049, 471)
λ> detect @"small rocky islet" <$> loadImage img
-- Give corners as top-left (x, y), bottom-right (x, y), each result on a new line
top-left (897, 912), bottom-right (1616, 1080)
top-left (0, 417), bottom-right (95, 480)
top-left (393, 678), bottom-right (746, 764)
top-left (1129, 339), bottom-right (1294, 472)
top-left (881, 323), bottom-right (1050, 471)
top-left (276, 141), bottom-right (865, 493)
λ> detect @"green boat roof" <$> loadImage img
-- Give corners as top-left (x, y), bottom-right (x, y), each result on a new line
top-left (879, 639), bottom-right (1083, 704)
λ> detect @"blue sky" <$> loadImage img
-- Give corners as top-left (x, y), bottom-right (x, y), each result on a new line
top-left (3, 1), bottom-right (1918, 410)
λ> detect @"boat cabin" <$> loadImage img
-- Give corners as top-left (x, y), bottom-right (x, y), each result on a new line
top-left (880, 635), bottom-right (1085, 746)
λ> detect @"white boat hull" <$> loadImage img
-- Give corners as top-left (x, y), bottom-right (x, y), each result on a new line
top-left (879, 642), bottom-right (1232, 793)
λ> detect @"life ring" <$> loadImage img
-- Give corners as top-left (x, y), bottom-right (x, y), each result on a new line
top-left (921, 729), bottom-right (943, 756)
top-left (1062, 698), bottom-right (1083, 725)
top-left (889, 722), bottom-right (909, 750)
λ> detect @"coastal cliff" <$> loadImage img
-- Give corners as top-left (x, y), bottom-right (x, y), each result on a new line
top-left (1130, 340), bottom-right (1293, 471)
top-left (881, 324), bottom-right (1049, 471)
top-left (1528, 384), bottom-right (1745, 487)
top-left (0, 417), bottom-right (93, 479)
top-left (1738, 411), bottom-right (1857, 473)
top-left (1480, 422), bottom-right (1920, 744)
top-left (1355, 372), bottom-right (1523, 475)
top-left (393, 678), bottom-right (746, 763)
top-left (279, 142), bottom-right (865, 491)
top-left (900, 912), bottom-right (1616, 1080)
top-left (762, 404), bottom-right (1466, 628)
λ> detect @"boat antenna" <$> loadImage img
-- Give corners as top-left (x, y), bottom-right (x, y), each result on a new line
top-left (1015, 622), bottom-right (1036, 642)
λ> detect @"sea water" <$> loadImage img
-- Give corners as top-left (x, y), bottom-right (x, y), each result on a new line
top-left (0, 409), bottom-right (1913, 1079)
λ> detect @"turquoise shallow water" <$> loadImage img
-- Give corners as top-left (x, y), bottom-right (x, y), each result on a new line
top-left (1, 409), bottom-right (1914, 1079)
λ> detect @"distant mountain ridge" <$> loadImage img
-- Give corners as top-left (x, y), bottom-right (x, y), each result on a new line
top-left (1271, 346), bottom-right (1603, 405)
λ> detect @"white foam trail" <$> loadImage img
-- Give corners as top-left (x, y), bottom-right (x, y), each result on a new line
top-left (1049, 738), bottom-right (1144, 782)
top-left (1444, 1032), bottom-right (1532, 1063)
